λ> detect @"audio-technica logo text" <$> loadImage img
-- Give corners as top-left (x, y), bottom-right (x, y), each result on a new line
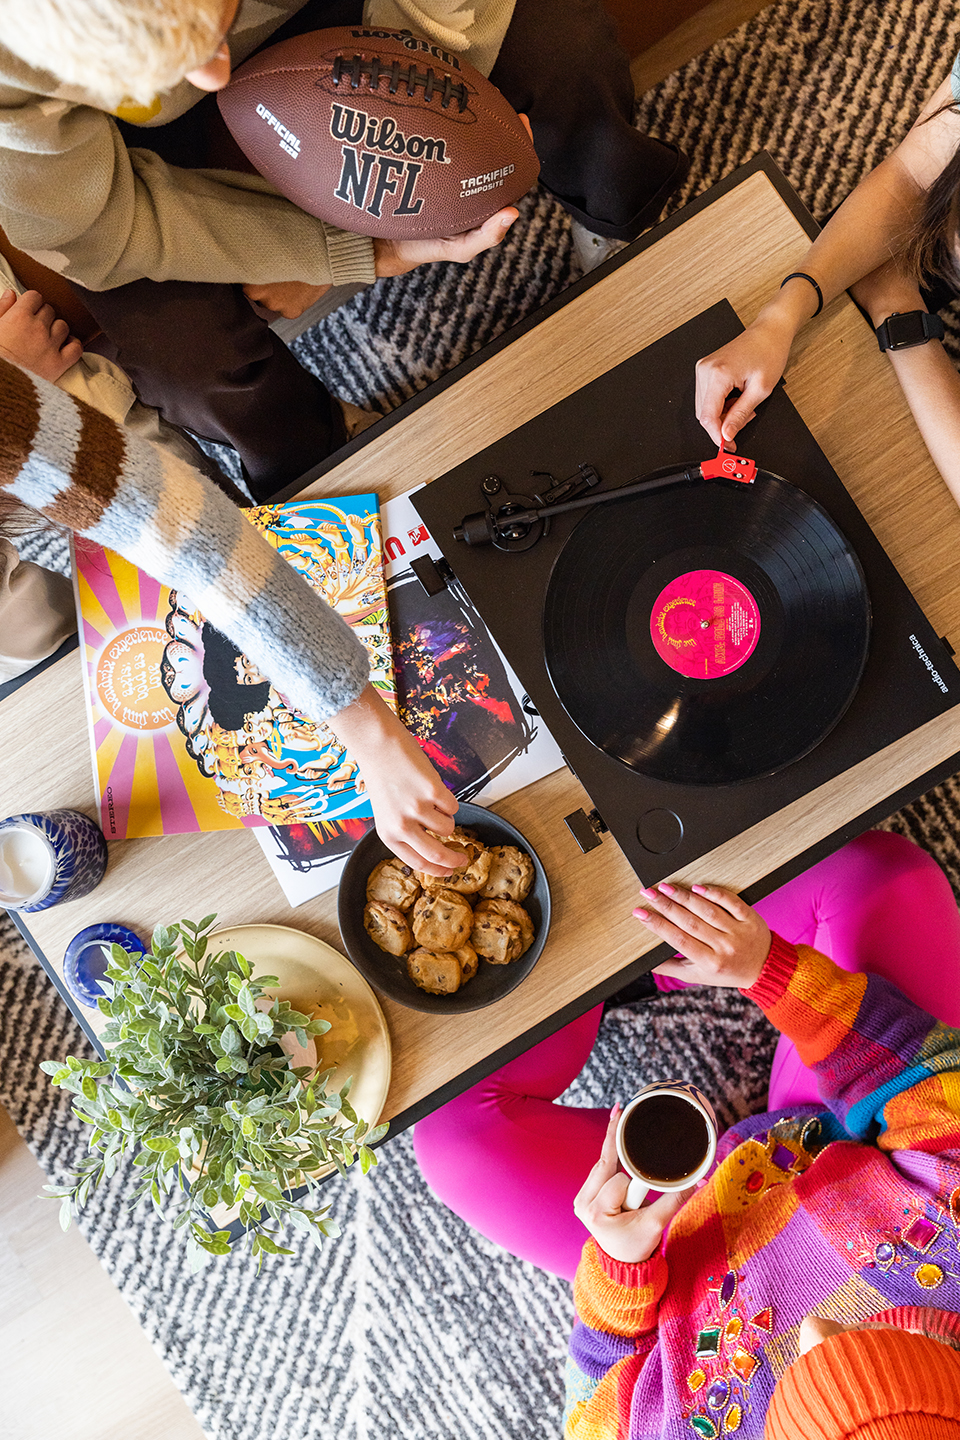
top-left (909, 633), bottom-right (949, 693)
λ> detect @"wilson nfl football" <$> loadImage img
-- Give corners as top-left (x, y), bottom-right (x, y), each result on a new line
top-left (217, 27), bottom-right (540, 241)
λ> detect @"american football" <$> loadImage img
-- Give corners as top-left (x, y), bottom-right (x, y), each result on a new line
top-left (217, 27), bottom-right (541, 241)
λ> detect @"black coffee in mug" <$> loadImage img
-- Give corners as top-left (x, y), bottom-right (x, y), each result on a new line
top-left (621, 1093), bottom-right (711, 1183)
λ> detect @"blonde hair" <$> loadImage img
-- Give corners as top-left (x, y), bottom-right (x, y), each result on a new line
top-left (0, 0), bottom-right (228, 108)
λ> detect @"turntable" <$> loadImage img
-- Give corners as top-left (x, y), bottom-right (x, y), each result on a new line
top-left (412, 302), bottom-right (960, 885)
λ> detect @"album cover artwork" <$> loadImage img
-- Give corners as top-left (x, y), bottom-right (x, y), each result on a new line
top-left (253, 490), bottom-right (563, 904)
top-left (73, 497), bottom-right (393, 838)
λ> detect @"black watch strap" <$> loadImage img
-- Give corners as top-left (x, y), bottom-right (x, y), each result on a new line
top-left (876, 310), bottom-right (946, 352)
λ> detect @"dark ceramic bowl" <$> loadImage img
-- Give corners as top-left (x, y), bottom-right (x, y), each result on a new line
top-left (337, 802), bottom-right (552, 1014)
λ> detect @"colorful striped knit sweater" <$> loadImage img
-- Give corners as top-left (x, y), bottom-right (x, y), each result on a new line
top-left (565, 933), bottom-right (960, 1440)
top-left (0, 358), bottom-right (370, 721)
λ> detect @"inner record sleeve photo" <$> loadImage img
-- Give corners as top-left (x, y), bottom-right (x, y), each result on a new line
top-left (410, 302), bottom-right (960, 883)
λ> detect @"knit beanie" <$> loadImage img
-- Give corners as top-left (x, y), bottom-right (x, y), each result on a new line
top-left (764, 1311), bottom-right (960, 1440)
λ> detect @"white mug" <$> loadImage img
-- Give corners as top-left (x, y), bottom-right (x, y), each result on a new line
top-left (616, 1080), bottom-right (718, 1210)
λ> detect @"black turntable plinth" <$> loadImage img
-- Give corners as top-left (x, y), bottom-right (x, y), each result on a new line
top-left (413, 302), bottom-right (960, 884)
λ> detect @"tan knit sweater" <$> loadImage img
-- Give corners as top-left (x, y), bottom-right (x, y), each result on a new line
top-left (0, 0), bottom-right (515, 293)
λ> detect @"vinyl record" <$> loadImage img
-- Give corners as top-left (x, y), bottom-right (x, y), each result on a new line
top-left (542, 471), bottom-right (871, 785)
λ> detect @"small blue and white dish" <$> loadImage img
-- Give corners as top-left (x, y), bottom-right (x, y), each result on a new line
top-left (63, 923), bottom-right (144, 1008)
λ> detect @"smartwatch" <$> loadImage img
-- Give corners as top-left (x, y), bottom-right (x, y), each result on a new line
top-left (875, 310), bottom-right (945, 352)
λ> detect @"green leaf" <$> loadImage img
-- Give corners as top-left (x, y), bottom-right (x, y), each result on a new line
top-left (253, 1180), bottom-right (284, 1203)
top-left (142, 1135), bottom-right (179, 1153)
top-left (358, 1145), bottom-right (378, 1176)
top-left (220, 1024), bottom-right (241, 1055)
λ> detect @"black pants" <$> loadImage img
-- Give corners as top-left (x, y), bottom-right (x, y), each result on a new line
top-left (73, 0), bottom-right (672, 500)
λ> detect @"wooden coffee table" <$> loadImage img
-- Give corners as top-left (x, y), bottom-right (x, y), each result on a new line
top-left (6, 154), bottom-right (960, 1135)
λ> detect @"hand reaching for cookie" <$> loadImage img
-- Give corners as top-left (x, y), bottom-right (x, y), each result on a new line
top-left (633, 881), bottom-right (771, 990)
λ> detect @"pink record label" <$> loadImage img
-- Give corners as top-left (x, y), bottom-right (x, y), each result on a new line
top-left (650, 570), bottom-right (761, 679)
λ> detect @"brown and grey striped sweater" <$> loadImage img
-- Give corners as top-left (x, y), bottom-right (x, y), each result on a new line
top-left (0, 357), bottom-right (370, 719)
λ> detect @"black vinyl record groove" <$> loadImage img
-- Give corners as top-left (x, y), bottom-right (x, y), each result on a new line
top-left (542, 471), bottom-right (871, 785)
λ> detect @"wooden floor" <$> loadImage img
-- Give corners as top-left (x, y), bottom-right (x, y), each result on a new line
top-left (0, 2), bottom-right (774, 1435)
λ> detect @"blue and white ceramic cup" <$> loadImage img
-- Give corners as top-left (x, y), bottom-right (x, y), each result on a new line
top-left (616, 1079), bottom-right (719, 1210)
top-left (0, 810), bottom-right (108, 912)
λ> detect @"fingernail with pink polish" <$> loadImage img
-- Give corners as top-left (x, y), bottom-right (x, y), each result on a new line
top-left (633, 907), bottom-right (650, 921)
top-left (691, 883), bottom-right (707, 895)
top-left (658, 882), bottom-right (676, 896)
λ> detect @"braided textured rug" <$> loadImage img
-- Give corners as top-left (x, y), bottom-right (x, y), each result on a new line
top-left (7, 2), bottom-right (960, 1437)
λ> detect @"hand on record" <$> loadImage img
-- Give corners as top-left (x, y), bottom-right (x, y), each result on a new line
top-left (574, 1107), bottom-right (695, 1265)
top-left (633, 881), bottom-right (771, 990)
top-left (695, 311), bottom-right (796, 447)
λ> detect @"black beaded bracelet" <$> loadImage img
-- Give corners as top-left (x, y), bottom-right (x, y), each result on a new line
top-left (780, 271), bottom-right (824, 317)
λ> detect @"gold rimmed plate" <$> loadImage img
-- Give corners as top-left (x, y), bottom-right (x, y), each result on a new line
top-left (209, 923), bottom-right (392, 1135)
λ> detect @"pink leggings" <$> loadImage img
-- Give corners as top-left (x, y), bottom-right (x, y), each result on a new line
top-left (413, 832), bottom-right (960, 1281)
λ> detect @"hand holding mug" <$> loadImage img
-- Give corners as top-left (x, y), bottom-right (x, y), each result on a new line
top-left (616, 1081), bottom-right (718, 1209)
top-left (573, 1106), bottom-right (698, 1265)
top-left (633, 881), bottom-right (771, 989)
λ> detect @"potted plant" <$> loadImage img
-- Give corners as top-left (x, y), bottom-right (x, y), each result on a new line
top-left (41, 916), bottom-right (387, 1265)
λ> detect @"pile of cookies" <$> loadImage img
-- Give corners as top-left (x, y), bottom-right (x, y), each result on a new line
top-left (363, 827), bottom-right (536, 996)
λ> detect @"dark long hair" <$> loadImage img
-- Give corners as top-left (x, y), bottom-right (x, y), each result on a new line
top-left (907, 102), bottom-right (960, 291)
top-left (0, 491), bottom-right (37, 540)
top-left (201, 625), bottom-right (271, 731)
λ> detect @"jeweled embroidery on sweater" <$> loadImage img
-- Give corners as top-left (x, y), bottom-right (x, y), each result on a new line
top-left (565, 937), bottom-right (960, 1439)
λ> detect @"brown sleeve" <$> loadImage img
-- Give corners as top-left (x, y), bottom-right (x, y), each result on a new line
top-left (0, 535), bottom-right (75, 681)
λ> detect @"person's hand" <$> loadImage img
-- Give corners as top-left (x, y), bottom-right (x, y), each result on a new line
top-left (326, 684), bottom-right (461, 873)
top-left (360, 722), bottom-right (461, 874)
top-left (373, 111), bottom-right (531, 278)
top-left (695, 309), bottom-right (797, 447)
top-left (0, 288), bottom-right (83, 383)
top-left (573, 1106), bottom-right (695, 1264)
top-left (242, 280), bottom-right (331, 318)
top-left (850, 257), bottom-right (925, 328)
top-left (634, 881), bottom-right (771, 989)
top-left (373, 206), bottom-right (520, 278)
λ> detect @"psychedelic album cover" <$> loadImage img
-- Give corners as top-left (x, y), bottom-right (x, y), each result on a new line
top-left (73, 497), bottom-right (394, 839)
top-left (253, 490), bottom-right (563, 904)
